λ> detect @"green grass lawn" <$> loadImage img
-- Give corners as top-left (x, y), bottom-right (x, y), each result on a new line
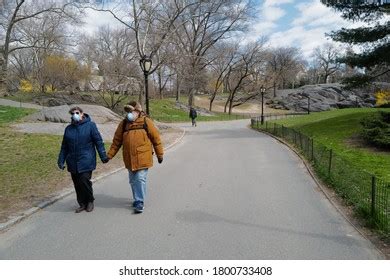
top-left (269, 108), bottom-right (390, 181)
top-left (0, 106), bottom-right (67, 220)
top-left (0, 105), bottom-right (115, 221)
top-left (150, 98), bottom-right (247, 122)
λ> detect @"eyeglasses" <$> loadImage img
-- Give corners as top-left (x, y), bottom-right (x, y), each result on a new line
top-left (72, 112), bottom-right (80, 115)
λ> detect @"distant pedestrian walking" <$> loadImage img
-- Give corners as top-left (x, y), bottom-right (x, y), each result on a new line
top-left (58, 106), bottom-right (109, 213)
top-left (107, 101), bottom-right (164, 214)
top-left (189, 107), bottom-right (197, 127)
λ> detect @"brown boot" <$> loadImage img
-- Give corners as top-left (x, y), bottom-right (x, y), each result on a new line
top-left (75, 204), bottom-right (85, 213)
top-left (86, 202), bottom-right (94, 212)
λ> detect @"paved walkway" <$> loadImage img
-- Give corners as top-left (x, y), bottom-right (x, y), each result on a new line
top-left (0, 120), bottom-right (383, 259)
top-left (0, 98), bottom-right (45, 109)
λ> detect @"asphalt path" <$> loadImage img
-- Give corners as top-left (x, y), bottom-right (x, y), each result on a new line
top-left (0, 120), bottom-right (383, 259)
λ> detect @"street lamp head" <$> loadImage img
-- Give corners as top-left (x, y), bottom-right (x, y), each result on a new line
top-left (140, 55), bottom-right (152, 74)
top-left (260, 86), bottom-right (266, 94)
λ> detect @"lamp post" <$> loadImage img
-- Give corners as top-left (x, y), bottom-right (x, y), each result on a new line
top-left (307, 96), bottom-right (311, 115)
top-left (139, 55), bottom-right (152, 115)
top-left (260, 86), bottom-right (266, 125)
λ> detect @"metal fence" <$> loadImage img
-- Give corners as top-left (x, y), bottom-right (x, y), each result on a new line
top-left (251, 117), bottom-right (390, 233)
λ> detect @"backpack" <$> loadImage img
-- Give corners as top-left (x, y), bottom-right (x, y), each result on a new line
top-left (122, 116), bottom-right (149, 136)
top-left (190, 108), bottom-right (197, 118)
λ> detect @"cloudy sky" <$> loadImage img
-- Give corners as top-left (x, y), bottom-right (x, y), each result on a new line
top-left (84, 0), bottom-right (367, 58)
top-left (248, 0), bottom-right (365, 57)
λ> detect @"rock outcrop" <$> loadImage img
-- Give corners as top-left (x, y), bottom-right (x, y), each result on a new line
top-left (267, 83), bottom-right (378, 112)
top-left (25, 104), bottom-right (122, 124)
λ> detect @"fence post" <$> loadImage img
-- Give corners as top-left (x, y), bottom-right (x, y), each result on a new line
top-left (256, 119), bottom-right (259, 129)
top-left (265, 121), bottom-right (268, 131)
top-left (293, 130), bottom-right (296, 145)
top-left (328, 149), bottom-right (333, 177)
top-left (299, 132), bottom-right (303, 150)
top-left (281, 125), bottom-right (284, 138)
top-left (311, 138), bottom-right (314, 161)
top-left (273, 123), bottom-right (276, 134)
top-left (371, 176), bottom-right (376, 218)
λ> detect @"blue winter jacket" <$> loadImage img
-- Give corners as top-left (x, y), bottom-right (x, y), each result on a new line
top-left (57, 114), bottom-right (108, 174)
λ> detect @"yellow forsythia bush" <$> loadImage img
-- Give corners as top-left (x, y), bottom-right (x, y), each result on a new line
top-left (375, 90), bottom-right (390, 106)
top-left (20, 79), bottom-right (33, 93)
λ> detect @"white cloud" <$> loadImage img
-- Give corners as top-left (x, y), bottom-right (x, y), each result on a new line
top-left (292, 1), bottom-right (345, 27)
top-left (262, 0), bottom-right (374, 58)
top-left (245, 0), bottom-right (290, 42)
top-left (267, 25), bottom-right (334, 58)
top-left (264, 0), bottom-right (295, 7)
top-left (82, 8), bottom-right (124, 34)
top-left (264, 6), bottom-right (286, 21)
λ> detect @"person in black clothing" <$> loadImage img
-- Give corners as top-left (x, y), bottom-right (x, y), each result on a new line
top-left (189, 107), bottom-right (197, 127)
top-left (58, 106), bottom-right (109, 213)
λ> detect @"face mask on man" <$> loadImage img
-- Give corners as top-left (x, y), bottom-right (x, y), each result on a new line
top-left (127, 111), bottom-right (139, 122)
top-left (72, 113), bottom-right (81, 122)
top-left (127, 112), bottom-right (135, 122)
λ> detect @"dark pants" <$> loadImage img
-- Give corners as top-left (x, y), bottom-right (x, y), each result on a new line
top-left (71, 171), bottom-right (94, 206)
top-left (191, 118), bottom-right (197, 126)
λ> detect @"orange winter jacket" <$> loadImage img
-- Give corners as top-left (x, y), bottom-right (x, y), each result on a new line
top-left (107, 115), bottom-right (163, 171)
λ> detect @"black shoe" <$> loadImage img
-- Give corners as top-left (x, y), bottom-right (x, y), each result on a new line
top-left (86, 202), bottom-right (94, 212)
top-left (75, 204), bottom-right (85, 213)
top-left (134, 201), bottom-right (144, 214)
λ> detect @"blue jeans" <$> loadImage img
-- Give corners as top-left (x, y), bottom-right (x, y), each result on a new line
top-left (128, 169), bottom-right (148, 203)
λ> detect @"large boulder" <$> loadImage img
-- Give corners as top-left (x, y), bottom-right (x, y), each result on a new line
top-left (270, 83), bottom-right (378, 112)
top-left (25, 104), bottom-right (122, 124)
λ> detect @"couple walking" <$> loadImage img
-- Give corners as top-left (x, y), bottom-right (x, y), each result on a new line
top-left (57, 101), bottom-right (163, 214)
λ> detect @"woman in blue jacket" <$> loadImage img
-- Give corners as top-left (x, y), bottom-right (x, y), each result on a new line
top-left (58, 106), bottom-right (109, 213)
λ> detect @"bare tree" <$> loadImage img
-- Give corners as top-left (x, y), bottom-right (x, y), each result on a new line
top-left (12, 10), bottom-right (77, 92)
top-left (267, 47), bottom-right (302, 97)
top-left (89, 0), bottom-right (199, 105)
top-left (153, 46), bottom-right (175, 99)
top-left (172, 0), bottom-right (253, 106)
top-left (81, 26), bottom-right (140, 110)
top-left (224, 41), bottom-right (266, 114)
top-left (208, 42), bottom-right (239, 111)
top-left (0, 0), bottom-right (83, 95)
top-left (313, 43), bottom-right (341, 84)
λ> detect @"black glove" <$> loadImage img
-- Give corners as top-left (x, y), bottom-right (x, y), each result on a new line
top-left (102, 158), bottom-right (110, 164)
top-left (158, 157), bottom-right (163, 164)
top-left (58, 163), bottom-right (65, 170)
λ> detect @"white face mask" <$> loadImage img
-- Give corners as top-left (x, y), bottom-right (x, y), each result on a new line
top-left (72, 113), bottom-right (81, 122)
top-left (127, 112), bottom-right (135, 122)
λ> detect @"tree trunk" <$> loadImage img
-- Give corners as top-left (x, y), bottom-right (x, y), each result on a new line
top-left (158, 68), bottom-right (163, 99)
top-left (228, 98), bottom-right (233, 114)
top-left (175, 74), bottom-right (180, 102)
top-left (324, 73), bottom-right (329, 84)
top-left (273, 81), bottom-right (276, 98)
top-left (188, 89), bottom-right (194, 107)
top-left (209, 95), bottom-right (215, 111)
top-left (0, 49), bottom-right (8, 96)
top-left (224, 92), bottom-right (232, 113)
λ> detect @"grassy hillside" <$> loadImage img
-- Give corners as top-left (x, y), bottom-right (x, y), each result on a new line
top-left (256, 108), bottom-right (390, 233)
top-left (270, 108), bottom-right (390, 181)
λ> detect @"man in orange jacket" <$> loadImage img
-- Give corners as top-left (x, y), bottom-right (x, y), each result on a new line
top-left (107, 101), bottom-right (164, 213)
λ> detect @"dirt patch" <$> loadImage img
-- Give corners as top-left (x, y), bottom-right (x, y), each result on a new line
top-left (345, 134), bottom-right (390, 155)
top-left (194, 96), bottom-right (287, 115)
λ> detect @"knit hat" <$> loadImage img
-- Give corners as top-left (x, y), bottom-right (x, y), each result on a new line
top-left (124, 101), bottom-right (142, 113)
